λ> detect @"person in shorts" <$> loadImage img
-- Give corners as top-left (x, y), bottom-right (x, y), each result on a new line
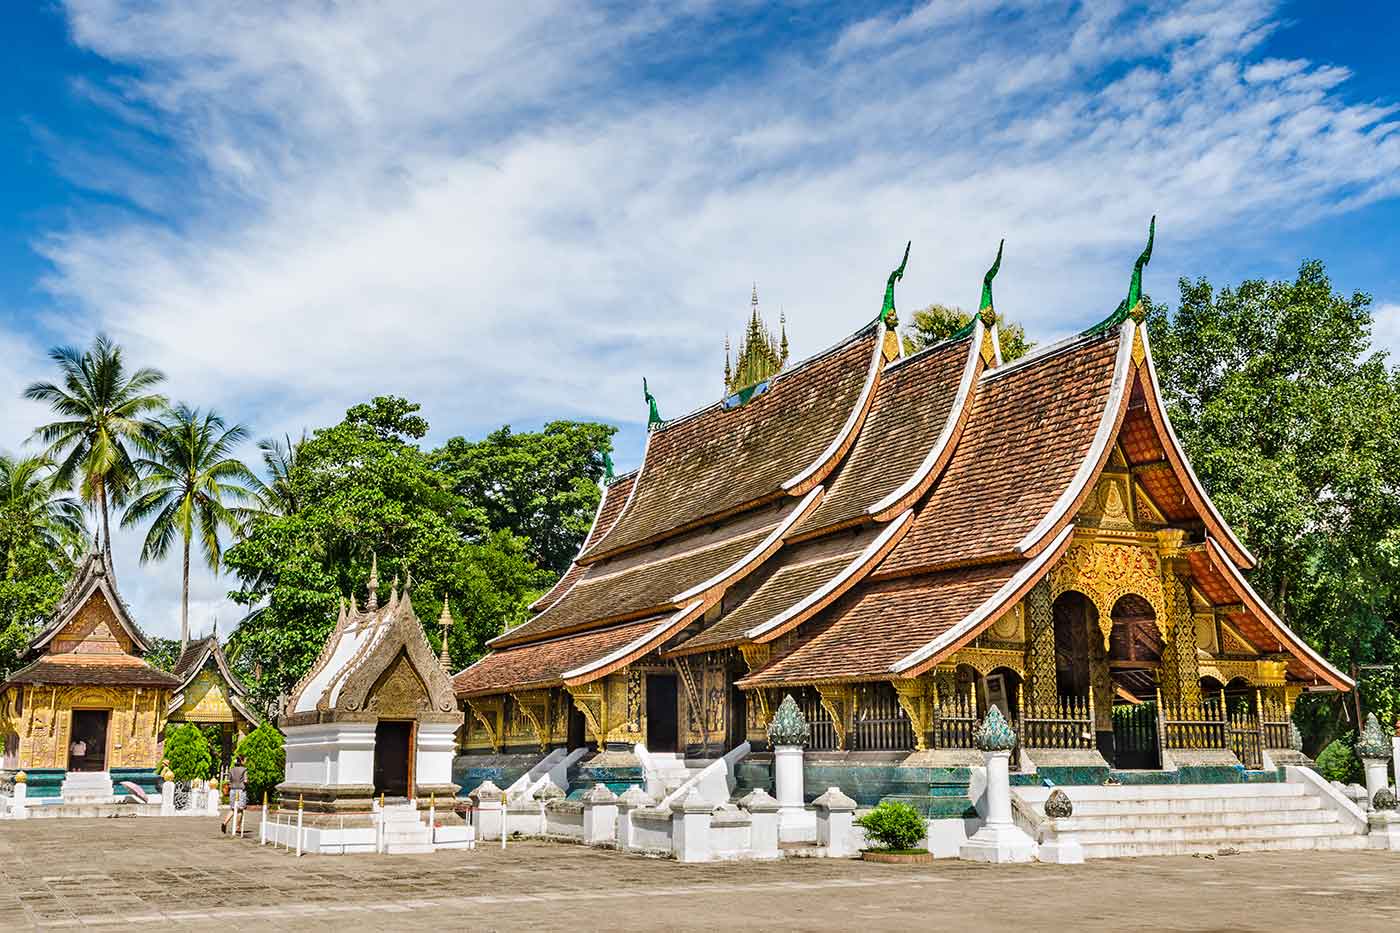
top-left (222, 755), bottom-right (248, 835)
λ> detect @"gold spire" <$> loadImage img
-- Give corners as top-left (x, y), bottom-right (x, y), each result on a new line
top-left (438, 596), bottom-right (454, 670)
top-left (726, 284), bottom-right (788, 394)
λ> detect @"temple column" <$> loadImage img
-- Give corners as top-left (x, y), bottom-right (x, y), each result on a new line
top-left (1024, 580), bottom-right (1056, 711)
top-left (1158, 561), bottom-right (1202, 709)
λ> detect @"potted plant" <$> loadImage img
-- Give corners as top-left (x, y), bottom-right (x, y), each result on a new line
top-left (855, 801), bottom-right (931, 863)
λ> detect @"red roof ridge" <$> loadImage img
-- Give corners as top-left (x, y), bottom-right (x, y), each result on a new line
top-left (1013, 320), bottom-right (1138, 559)
top-left (889, 523), bottom-right (1076, 677)
top-left (1204, 537), bottom-right (1350, 689)
top-left (866, 320), bottom-right (986, 521)
top-left (1137, 327), bottom-right (1257, 569)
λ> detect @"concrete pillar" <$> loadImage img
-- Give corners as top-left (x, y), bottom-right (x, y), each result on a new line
top-left (740, 788), bottom-right (781, 859)
top-left (813, 786), bottom-right (857, 856)
top-left (774, 744), bottom-right (804, 823)
top-left (959, 748), bottom-right (1037, 863)
top-left (472, 780), bottom-right (505, 841)
top-left (672, 789), bottom-right (714, 863)
top-left (615, 785), bottom-right (652, 851)
top-left (581, 784), bottom-right (619, 846)
top-left (10, 772), bottom-right (27, 819)
top-left (1362, 757), bottom-right (1390, 805)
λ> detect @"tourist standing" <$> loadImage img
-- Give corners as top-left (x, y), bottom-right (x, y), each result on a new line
top-left (222, 755), bottom-right (248, 835)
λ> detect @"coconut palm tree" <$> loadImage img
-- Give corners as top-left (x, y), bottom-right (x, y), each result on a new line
top-left (122, 405), bottom-right (257, 648)
top-left (247, 432), bottom-right (306, 517)
top-left (0, 454), bottom-right (87, 579)
top-left (24, 335), bottom-right (167, 560)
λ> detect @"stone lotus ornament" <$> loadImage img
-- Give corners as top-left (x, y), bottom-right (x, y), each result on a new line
top-left (1356, 712), bottom-right (1390, 760)
top-left (767, 693), bottom-right (810, 747)
top-left (13, 771), bottom-right (26, 784)
top-left (1373, 788), bottom-right (1398, 811)
top-left (1043, 788), bottom-right (1073, 819)
top-left (973, 706), bottom-right (1017, 753)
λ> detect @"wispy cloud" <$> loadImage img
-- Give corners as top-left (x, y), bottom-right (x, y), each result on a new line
top-left (7, 0), bottom-right (1400, 636)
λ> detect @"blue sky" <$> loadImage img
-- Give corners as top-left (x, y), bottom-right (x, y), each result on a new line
top-left (2, 1), bottom-right (1399, 638)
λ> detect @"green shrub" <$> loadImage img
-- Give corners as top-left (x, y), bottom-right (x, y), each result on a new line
top-left (164, 723), bottom-right (213, 782)
top-left (855, 801), bottom-right (926, 851)
top-left (235, 723), bottom-right (285, 803)
top-left (1316, 736), bottom-right (1361, 784)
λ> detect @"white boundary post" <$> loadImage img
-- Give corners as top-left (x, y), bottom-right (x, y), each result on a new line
top-left (259, 793), bottom-right (268, 845)
top-left (296, 795), bottom-right (304, 857)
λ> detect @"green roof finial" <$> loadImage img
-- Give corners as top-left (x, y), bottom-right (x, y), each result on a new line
top-left (1083, 216), bottom-right (1156, 336)
top-left (643, 378), bottom-right (663, 430)
top-left (979, 239), bottom-right (1004, 318)
top-left (602, 450), bottom-right (615, 483)
top-left (879, 241), bottom-right (911, 326)
top-left (1125, 215), bottom-right (1155, 319)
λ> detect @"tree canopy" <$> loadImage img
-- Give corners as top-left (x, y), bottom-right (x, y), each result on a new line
top-left (1146, 260), bottom-right (1400, 742)
top-left (902, 303), bottom-right (1033, 362)
top-left (224, 397), bottom-right (571, 713)
top-left (432, 421), bottom-right (615, 576)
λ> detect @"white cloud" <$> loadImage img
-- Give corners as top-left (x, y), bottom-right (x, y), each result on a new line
top-left (1372, 303), bottom-right (1400, 363)
top-left (5, 0), bottom-right (1400, 637)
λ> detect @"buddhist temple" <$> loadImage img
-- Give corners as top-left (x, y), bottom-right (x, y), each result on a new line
top-left (453, 231), bottom-right (1351, 845)
top-left (166, 630), bottom-right (259, 767)
top-left (0, 549), bottom-right (179, 801)
top-left (279, 569), bottom-right (462, 814)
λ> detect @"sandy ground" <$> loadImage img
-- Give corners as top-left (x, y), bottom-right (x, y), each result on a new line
top-left (2, 815), bottom-right (1398, 931)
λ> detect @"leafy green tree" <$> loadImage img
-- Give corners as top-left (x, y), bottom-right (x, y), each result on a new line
top-left (235, 722), bottom-right (285, 803)
top-left (24, 335), bottom-right (167, 561)
top-left (432, 421), bottom-right (615, 575)
top-left (247, 432), bottom-right (306, 518)
top-left (122, 405), bottom-right (257, 648)
top-left (902, 303), bottom-right (1033, 362)
top-left (224, 397), bottom-right (551, 711)
top-left (0, 455), bottom-right (85, 676)
top-left (142, 638), bottom-right (183, 673)
top-left (164, 722), bottom-right (213, 781)
top-left (1145, 261), bottom-right (1400, 745)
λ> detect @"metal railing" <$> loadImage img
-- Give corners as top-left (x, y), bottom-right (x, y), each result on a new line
top-left (1156, 688), bottom-right (1228, 751)
top-left (850, 683), bottom-right (916, 752)
top-left (1018, 692), bottom-right (1094, 750)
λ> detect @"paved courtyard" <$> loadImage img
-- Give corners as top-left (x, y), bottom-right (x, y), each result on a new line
top-left (1, 816), bottom-right (1398, 931)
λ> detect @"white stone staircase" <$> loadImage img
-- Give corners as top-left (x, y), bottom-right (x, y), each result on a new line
top-left (1014, 781), bottom-right (1368, 859)
top-left (647, 753), bottom-right (712, 796)
top-left (61, 771), bottom-right (114, 804)
top-left (380, 803), bottom-right (434, 855)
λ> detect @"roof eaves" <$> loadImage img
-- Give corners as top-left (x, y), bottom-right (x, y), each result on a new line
top-left (561, 600), bottom-right (705, 686)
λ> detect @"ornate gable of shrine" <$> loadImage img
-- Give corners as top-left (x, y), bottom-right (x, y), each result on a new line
top-left (283, 585), bottom-right (461, 728)
top-left (168, 635), bottom-right (257, 725)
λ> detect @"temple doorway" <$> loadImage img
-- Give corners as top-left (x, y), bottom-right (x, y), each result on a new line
top-left (1052, 592), bottom-right (1094, 700)
top-left (67, 709), bottom-right (109, 772)
top-left (727, 683), bottom-right (747, 749)
top-left (646, 673), bottom-right (679, 753)
top-left (567, 703), bottom-right (587, 750)
top-left (373, 720), bottom-right (413, 798)
top-left (1107, 594), bottom-right (1163, 769)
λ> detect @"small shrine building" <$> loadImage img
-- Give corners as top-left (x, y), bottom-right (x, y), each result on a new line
top-left (166, 631), bottom-right (259, 767)
top-left (278, 570), bottom-right (462, 813)
top-left (453, 236), bottom-right (1349, 791)
top-left (0, 550), bottom-right (179, 798)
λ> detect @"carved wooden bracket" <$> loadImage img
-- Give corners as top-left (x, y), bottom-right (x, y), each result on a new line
top-left (465, 696), bottom-right (505, 753)
top-left (738, 643), bottom-right (771, 673)
top-left (510, 690), bottom-right (553, 752)
top-left (816, 684), bottom-right (855, 751)
top-left (891, 678), bottom-right (933, 752)
top-left (565, 684), bottom-right (608, 752)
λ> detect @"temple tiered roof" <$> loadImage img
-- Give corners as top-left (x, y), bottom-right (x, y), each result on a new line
top-left (454, 245), bottom-right (1349, 701)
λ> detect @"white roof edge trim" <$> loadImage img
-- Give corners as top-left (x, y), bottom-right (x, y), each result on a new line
top-left (868, 320), bottom-right (983, 515)
top-left (1014, 320), bottom-right (1136, 554)
top-left (744, 509), bottom-right (913, 641)
top-left (561, 600), bottom-right (703, 680)
top-left (580, 426), bottom-right (653, 558)
top-left (981, 327), bottom-right (1102, 382)
top-left (1139, 327), bottom-right (1257, 567)
top-left (781, 324), bottom-right (884, 492)
top-left (1205, 537), bottom-right (1349, 686)
top-left (670, 486), bottom-right (822, 603)
top-left (890, 524), bottom-right (1074, 674)
top-left (991, 322), bottom-right (1004, 367)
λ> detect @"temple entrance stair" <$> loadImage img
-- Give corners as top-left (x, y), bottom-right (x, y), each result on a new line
top-left (1013, 782), bottom-right (1367, 858)
top-left (61, 770), bottom-right (114, 804)
top-left (647, 752), bottom-right (713, 796)
top-left (380, 802), bottom-right (434, 855)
